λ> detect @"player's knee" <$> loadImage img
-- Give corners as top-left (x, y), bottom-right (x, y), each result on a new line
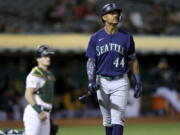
top-left (111, 114), bottom-right (125, 126)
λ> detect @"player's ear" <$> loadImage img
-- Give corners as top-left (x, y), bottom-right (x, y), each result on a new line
top-left (102, 15), bottom-right (106, 22)
top-left (36, 57), bottom-right (40, 63)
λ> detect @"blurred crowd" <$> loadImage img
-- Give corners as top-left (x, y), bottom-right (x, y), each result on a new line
top-left (0, 52), bottom-right (180, 120)
top-left (0, 0), bottom-right (180, 35)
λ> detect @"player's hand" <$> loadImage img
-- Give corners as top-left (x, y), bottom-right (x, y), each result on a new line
top-left (88, 81), bottom-right (97, 94)
top-left (38, 111), bottom-right (47, 121)
top-left (134, 82), bottom-right (142, 98)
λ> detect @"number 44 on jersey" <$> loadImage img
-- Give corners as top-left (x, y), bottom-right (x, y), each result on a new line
top-left (113, 57), bottom-right (125, 68)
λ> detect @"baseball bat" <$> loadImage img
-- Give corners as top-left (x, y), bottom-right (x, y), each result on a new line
top-left (78, 85), bottom-right (100, 102)
top-left (78, 91), bottom-right (92, 101)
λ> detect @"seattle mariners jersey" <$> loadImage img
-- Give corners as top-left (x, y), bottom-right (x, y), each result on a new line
top-left (86, 28), bottom-right (136, 76)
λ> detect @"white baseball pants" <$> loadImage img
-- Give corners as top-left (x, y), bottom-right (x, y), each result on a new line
top-left (23, 105), bottom-right (50, 135)
top-left (97, 75), bottom-right (130, 126)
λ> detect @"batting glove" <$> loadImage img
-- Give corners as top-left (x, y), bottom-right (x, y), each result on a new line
top-left (134, 82), bottom-right (142, 98)
top-left (88, 81), bottom-right (97, 94)
top-left (134, 74), bottom-right (142, 98)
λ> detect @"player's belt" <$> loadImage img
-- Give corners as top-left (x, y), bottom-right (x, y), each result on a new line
top-left (101, 75), bottom-right (124, 81)
top-left (40, 106), bottom-right (51, 112)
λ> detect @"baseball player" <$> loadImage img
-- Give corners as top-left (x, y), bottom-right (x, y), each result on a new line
top-left (86, 3), bottom-right (142, 135)
top-left (23, 45), bottom-right (55, 135)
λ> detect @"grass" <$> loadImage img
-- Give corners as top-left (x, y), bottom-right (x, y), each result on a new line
top-left (58, 122), bottom-right (180, 135)
top-left (124, 122), bottom-right (180, 135)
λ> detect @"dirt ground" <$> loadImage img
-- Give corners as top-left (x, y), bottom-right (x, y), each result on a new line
top-left (0, 115), bottom-right (180, 128)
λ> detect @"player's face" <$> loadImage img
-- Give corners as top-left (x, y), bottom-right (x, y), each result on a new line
top-left (103, 11), bottom-right (120, 25)
top-left (37, 55), bottom-right (51, 67)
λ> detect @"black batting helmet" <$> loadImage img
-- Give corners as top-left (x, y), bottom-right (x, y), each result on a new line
top-left (101, 3), bottom-right (122, 16)
top-left (35, 45), bottom-right (54, 58)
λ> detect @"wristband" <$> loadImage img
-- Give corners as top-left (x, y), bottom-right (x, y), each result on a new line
top-left (32, 104), bottom-right (42, 113)
top-left (134, 74), bottom-right (141, 83)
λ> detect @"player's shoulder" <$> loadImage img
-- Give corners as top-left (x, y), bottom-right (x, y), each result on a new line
top-left (91, 28), bottom-right (105, 38)
top-left (30, 66), bottom-right (44, 78)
